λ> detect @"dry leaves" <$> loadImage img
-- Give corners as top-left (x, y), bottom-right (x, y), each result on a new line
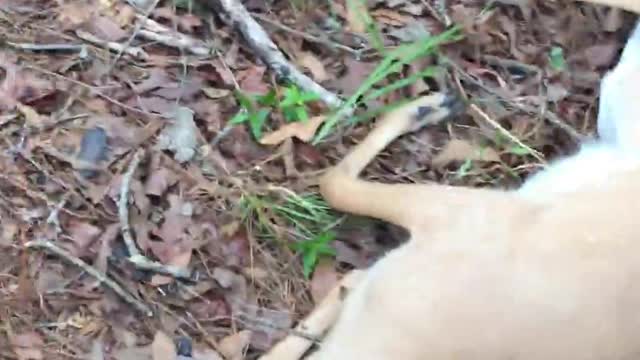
top-left (298, 52), bottom-right (328, 82)
top-left (218, 331), bottom-right (252, 360)
top-left (432, 139), bottom-right (501, 168)
top-left (259, 116), bottom-right (326, 145)
top-left (10, 331), bottom-right (44, 360)
top-left (157, 107), bottom-right (199, 163)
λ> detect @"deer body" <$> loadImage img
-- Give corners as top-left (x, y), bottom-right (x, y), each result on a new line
top-left (261, 2), bottom-right (640, 359)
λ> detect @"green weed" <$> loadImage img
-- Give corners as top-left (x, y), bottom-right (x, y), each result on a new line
top-left (240, 191), bottom-right (340, 278)
top-left (229, 85), bottom-right (320, 141)
top-left (313, 26), bottom-right (464, 144)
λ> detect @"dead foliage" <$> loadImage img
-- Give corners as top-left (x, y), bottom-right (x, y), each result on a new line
top-left (0, 0), bottom-right (635, 358)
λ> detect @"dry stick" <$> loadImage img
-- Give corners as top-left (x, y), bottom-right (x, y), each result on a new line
top-left (469, 103), bottom-right (547, 164)
top-left (134, 15), bottom-right (212, 56)
top-left (105, 0), bottom-right (160, 75)
top-left (6, 41), bottom-right (87, 53)
top-left (118, 150), bottom-right (192, 279)
top-left (25, 64), bottom-right (163, 118)
top-left (208, 0), bottom-right (346, 111)
top-left (251, 13), bottom-right (363, 56)
top-left (24, 239), bottom-right (153, 316)
top-left (445, 58), bottom-right (585, 142)
top-left (75, 30), bottom-right (149, 60)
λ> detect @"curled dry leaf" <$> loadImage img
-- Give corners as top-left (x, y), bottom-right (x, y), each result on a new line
top-left (259, 115), bottom-right (326, 145)
top-left (432, 139), bottom-right (501, 168)
top-left (218, 330), bottom-right (252, 360)
top-left (298, 52), bottom-right (328, 82)
top-left (202, 87), bottom-right (231, 99)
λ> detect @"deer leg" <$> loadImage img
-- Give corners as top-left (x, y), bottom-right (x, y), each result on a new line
top-left (258, 270), bottom-right (366, 360)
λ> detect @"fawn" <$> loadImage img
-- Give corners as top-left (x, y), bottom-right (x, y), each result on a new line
top-left (262, 1), bottom-right (640, 359)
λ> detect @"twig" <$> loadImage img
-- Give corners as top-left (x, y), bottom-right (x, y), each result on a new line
top-left (105, 0), bottom-right (160, 75)
top-left (208, 0), bottom-right (346, 111)
top-left (135, 15), bottom-right (212, 56)
top-left (251, 13), bottom-right (363, 56)
top-left (5, 41), bottom-right (88, 54)
top-left (118, 150), bottom-right (192, 279)
top-left (444, 57), bottom-right (585, 142)
top-left (25, 239), bottom-right (153, 316)
top-left (75, 30), bottom-right (149, 60)
top-left (469, 103), bottom-right (547, 164)
top-left (24, 64), bottom-right (165, 118)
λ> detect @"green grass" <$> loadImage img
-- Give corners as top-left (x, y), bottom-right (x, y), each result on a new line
top-left (228, 85), bottom-right (320, 141)
top-left (240, 191), bottom-right (341, 278)
top-left (312, 25), bottom-right (464, 144)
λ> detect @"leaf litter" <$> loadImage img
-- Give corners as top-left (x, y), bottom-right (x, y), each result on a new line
top-left (0, 0), bottom-right (635, 358)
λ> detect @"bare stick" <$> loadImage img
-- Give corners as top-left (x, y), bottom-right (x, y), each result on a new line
top-left (135, 15), bottom-right (212, 56)
top-left (251, 13), bottom-right (363, 56)
top-left (25, 239), bottom-right (153, 316)
top-left (105, 0), bottom-right (160, 75)
top-left (6, 41), bottom-right (87, 53)
top-left (75, 30), bottom-right (149, 60)
top-left (208, 0), bottom-right (346, 111)
top-left (118, 150), bottom-right (192, 279)
top-left (469, 104), bottom-right (547, 164)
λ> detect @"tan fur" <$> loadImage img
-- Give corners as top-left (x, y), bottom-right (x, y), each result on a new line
top-left (261, 1), bottom-right (640, 359)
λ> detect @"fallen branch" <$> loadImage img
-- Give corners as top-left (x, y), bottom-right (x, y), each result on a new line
top-left (208, 0), bottom-right (346, 111)
top-left (6, 41), bottom-right (87, 54)
top-left (25, 239), bottom-right (153, 316)
top-left (75, 30), bottom-right (149, 61)
top-left (118, 150), bottom-right (192, 279)
top-left (135, 15), bottom-right (212, 56)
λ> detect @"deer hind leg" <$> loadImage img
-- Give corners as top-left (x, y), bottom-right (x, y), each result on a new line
top-left (260, 94), bottom-right (465, 360)
top-left (258, 270), bottom-right (366, 360)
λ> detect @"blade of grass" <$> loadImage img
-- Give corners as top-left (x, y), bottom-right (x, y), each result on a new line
top-left (313, 26), bottom-right (463, 143)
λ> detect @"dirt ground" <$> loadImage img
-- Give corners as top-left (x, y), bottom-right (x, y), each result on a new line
top-left (0, 0), bottom-right (636, 359)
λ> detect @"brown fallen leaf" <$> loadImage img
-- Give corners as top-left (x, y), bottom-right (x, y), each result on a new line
top-left (259, 116), bottom-right (326, 145)
top-left (298, 52), bottom-right (328, 82)
top-left (10, 331), bottom-right (44, 360)
top-left (432, 139), bottom-right (501, 168)
top-left (151, 331), bottom-right (177, 360)
top-left (371, 8), bottom-right (413, 26)
top-left (16, 103), bottom-right (46, 127)
top-left (218, 330), bottom-right (252, 360)
top-left (202, 87), bottom-right (231, 99)
top-left (89, 15), bottom-right (127, 41)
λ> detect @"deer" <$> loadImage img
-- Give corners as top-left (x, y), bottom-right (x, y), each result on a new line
top-left (260, 0), bottom-right (640, 359)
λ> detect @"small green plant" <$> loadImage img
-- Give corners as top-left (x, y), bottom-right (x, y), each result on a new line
top-left (229, 85), bottom-right (320, 141)
top-left (313, 25), bottom-right (464, 144)
top-left (278, 85), bottom-right (321, 122)
top-left (290, 232), bottom-right (337, 279)
top-left (240, 191), bottom-right (340, 278)
top-left (549, 46), bottom-right (566, 72)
